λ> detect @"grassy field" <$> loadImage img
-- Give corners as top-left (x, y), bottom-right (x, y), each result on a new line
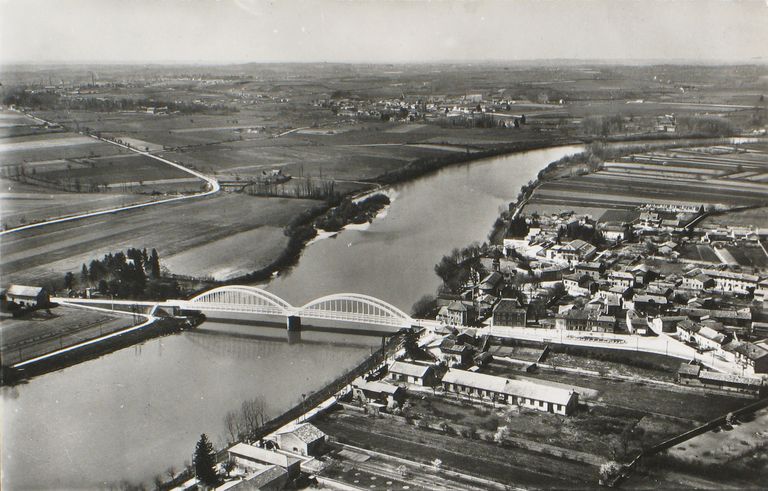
top-left (0, 304), bottom-right (136, 367)
top-left (525, 145), bottom-right (768, 220)
top-left (315, 408), bottom-right (596, 488)
top-left (0, 193), bottom-right (317, 286)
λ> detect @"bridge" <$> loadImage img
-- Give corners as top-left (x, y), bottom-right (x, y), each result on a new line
top-left (165, 286), bottom-right (416, 331)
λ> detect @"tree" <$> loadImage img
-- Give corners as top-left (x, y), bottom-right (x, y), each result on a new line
top-left (224, 410), bottom-right (242, 443)
top-left (411, 295), bottom-right (436, 318)
top-left (64, 272), bottom-right (75, 290)
top-left (193, 433), bottom-right (218, 487)
top-left (80, 264), bottom-right (89, 285)
top-left (149, 248), bottom-right (161, 279)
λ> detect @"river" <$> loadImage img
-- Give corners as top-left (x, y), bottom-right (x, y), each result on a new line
top-left (1, 144), bottom-right (582, 489)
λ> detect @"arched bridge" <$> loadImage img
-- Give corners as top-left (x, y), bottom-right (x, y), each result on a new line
top-left (167, 286), bottom-right (414, 330)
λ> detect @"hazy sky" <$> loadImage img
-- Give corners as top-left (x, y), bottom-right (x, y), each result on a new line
top-left (1, 0), bottom-right (767, 64)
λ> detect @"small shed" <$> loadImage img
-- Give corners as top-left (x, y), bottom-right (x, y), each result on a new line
top-left (275, 423), bottom-right (327, 457)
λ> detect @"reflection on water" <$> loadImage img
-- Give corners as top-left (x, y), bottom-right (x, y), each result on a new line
top-left (1, 324), bottom-right (377, 489)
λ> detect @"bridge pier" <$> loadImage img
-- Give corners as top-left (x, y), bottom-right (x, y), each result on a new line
top-left (286, 315), bottom-right (302, 332)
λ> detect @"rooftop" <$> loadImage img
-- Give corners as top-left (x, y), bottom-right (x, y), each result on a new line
top-left (389, 361), bottom-right (433, 379)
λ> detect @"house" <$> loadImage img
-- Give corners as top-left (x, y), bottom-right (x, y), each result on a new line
top-left (676, 319), bottom-right (701, 343)
top-left (681, 271), bottom-right (715, 292)
top-left (4, 285), bottom-right (50, 308)
top-left (692, 326), bottom-right (729, 352)
top-left (351, 378), bottom-right (405, 408)
top-left (491, 298), bottom-right (527, 328)
top-left (733, 341), bottom-right (768, 374)
top-left (544, 239), bottom-right (597, 266)
top-left (441, 369), bottom-right (579, 415)
top-left (754, 279), bottom-right (768, 304)
top-left (437, 300), bottom-right (476, 326)
top-left (274, 423), bottom-right (326, 457)
top-left (562, 273), bottom-right (594, 297)
top-left (701, 269), bottom-right (759, 294)
top-left (650, 316), bottom-right (687, 334)
top-left (228, 465), bottom-right (289, 491)
top-left (555, 309), bottom-right (589, 331)
top-left (433, 337), bottom-right (475, 367)
top-left (608, 271), bottom-right (634, 290)
top-left (575, 261), bottom-right (605, 280)
top-left (227, 443), bottom-right (301, 479)
top-left (478, 272), bottom-right (503, 295)
top-left (388, 361), bottom-right (436, 386)
top-left (630, 294), bottom-right (669, 315)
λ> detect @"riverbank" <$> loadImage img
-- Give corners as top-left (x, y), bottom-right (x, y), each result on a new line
top-left (0, 316), bottom-right (193, 385)
top-left (214, 138), bottom-right (578, 287)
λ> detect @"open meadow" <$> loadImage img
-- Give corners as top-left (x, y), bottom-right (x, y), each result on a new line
top-left (0, 193), bottom-right (317, 285)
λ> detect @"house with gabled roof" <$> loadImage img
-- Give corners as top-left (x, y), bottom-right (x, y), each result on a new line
top-left (274, 423), bottom-right (327, 457)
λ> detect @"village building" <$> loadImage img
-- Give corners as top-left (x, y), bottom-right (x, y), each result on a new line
top-left (274, 423), bottom-right (327, 457)
top-left (436, 300), bottom-right (476, 326)
top-left (608, 271), bottom-right (635, 290)
top-left (388, 361), bottom-right (436, 386)
top-left (543, 239), bottom-right (597, 266)
top-left (677, 363), bottom-right (763, 396)
top-left (575, 261), bottom-right (605, 280)
top-left (351, 378), bottom-right (405, 411)
top-left (432, 337), bottom-right (475, 367)
top-left (3, 285), bottom-right (50, 308)
top-left (227, 443), bottom-right (301, 479)
top-left (700, 269), bottom-right (759, 294)
top-left (733, 341), bottom-right (768, 374)
top-left (441, 369), bottom-right (579, 415)
top-left (490, 298), bottom-right (527, 328)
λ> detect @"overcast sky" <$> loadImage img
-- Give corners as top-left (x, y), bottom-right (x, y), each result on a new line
top-left (1, 0), bottom-right (767, 64)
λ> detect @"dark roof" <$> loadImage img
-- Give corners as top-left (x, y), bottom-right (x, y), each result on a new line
top-left (678, 363), bottom-right (701, 376)
top-left (493, 298), bottom-right (523, 313)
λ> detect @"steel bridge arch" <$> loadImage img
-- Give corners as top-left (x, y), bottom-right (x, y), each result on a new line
top-left (186, 286), bottom-right (294, 315)
top-left (298, 293), bottom-right (413, 327)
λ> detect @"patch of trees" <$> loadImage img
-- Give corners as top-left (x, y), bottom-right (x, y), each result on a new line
top-left (676, 115), bottom-right (736, 137)
top-left (376, 141), bottom-right (554, 186)
top-left (557, 222), bottom-right (605, 246)
top-left (69, 248), bottom-right (181, 300)
top-left (434, 243), bottom-right (487, 294)
top-left (2, 86), bottom-right (237, 114)
top-left (223, 397), bottom-right (266, 443)
top-left (582, 115), bottom-right (625, 137)
top-left (315, 193), bottom-right (390, 232)
top-left (506, 215), bottom-right (532, 239)
top-left (411, 294), bottom-right (438, 318)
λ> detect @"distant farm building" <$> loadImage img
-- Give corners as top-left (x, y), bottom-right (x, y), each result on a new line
top-left (3, 285), bottom-right (50, 308)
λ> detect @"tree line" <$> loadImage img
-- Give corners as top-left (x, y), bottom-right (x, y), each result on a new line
top-left (64, 248), bottom-right (181, 300)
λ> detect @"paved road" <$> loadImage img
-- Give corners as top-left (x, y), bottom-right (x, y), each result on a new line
top-left (0, 113), bottom-right (220, 236)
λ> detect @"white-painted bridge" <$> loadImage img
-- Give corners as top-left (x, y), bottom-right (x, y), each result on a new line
top-left (167, 286), bottom-right (416, 329)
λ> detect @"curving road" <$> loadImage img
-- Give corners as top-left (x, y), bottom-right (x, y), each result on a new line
top-left (0, 115), bottom-right (220, 236)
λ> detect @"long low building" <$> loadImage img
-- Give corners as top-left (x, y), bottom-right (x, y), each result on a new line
top-left (441, 369), bottom-right (579, 415)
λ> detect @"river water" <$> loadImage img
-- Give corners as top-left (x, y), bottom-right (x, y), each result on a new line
top-left (1, 144), bottom-right (582, 489)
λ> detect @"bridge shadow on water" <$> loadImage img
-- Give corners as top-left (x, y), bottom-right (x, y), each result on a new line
top-left (188, 317), bottom-right (385, 353)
